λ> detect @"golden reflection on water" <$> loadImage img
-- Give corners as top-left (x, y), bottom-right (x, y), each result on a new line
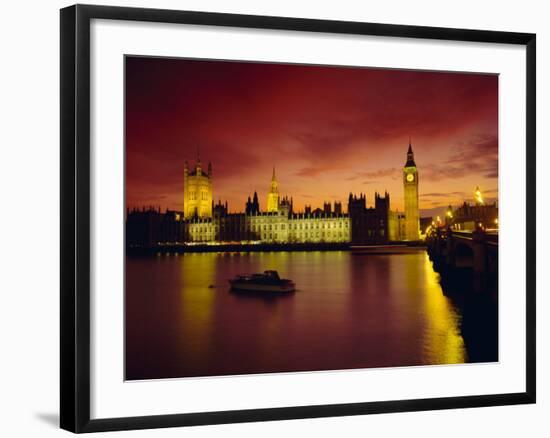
top-left (127, 250), bottom-right (472, 379)
top-left (178, 251), bottom-right (466, 366)
top-left (178, 253), bottom-right (216, 368)
top-left (420, 253), bottom-right (465, 364)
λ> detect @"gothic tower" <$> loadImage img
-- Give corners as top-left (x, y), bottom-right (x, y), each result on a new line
top-left (403, 140), bottom-right (419, 240)
top-left (183, 154), bottom-right (213, 219)
top-left (267, 166), bottom-right (279, 213)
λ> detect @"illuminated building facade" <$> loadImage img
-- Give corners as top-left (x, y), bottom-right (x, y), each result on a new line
top-left (182, 198), bottom-right (351, 244)
top-left (266, 167), bottom-right (280, 213)
top-left (403, 141), bottom-right (420, 240)
top-left (388, 211), bottom-right (407, 241)
top-left (183, 157), bottom-right (213, 219)
top-left (127, 144), bottom-right (423, 247)
top-left (448, 187), bottom-right (499, 231)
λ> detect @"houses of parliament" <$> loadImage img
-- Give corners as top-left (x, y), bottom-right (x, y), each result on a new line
top-left (126, 143), bottom-right (421, 247)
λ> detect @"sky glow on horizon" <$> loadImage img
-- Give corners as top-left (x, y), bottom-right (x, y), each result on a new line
top-left (125, 57), bottom-right (498, 217)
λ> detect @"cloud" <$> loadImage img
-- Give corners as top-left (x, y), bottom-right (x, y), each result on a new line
top-left (419, 206), bottom-right (449, 218)
top-left (125, 57), bottom-right (498, 211)
top-left (295, 165), bottom-right (338, 178)
top-left (420, 192), bottom-right (452, 197)
top-left (345, 168), bottom-right (399, 182)
top-left (422, 134), bottom-right (498, 182)
top-left (420, 191), bottom-right (470, 199)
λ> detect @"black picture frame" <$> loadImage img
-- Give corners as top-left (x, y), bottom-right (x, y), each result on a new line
top-left (60, 4), bottom-right (536, 433)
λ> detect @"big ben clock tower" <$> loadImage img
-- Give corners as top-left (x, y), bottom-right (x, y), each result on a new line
top-left (403, 140), bottom-right (420, 240)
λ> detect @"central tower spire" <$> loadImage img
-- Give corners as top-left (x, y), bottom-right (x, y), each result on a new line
top-left (267, 165), bottom-right (279, 213)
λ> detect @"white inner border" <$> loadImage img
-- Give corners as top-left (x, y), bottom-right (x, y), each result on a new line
top-left (90, 19), bottom-right (526, 419)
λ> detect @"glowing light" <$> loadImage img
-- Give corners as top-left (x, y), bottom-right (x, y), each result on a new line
top-left (417, 254), bottom-right (466, 364)
top-left (474, 186), bottom-right (484, 205)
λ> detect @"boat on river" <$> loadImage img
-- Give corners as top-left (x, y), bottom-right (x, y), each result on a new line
top-left (229, 270), bottom-right (296, 293)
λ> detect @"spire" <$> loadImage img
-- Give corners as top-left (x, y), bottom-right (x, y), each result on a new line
top-left (474, 186), bottom-right (484, 206)
top-left (272, 166), bottom-right (276, 181)
top-left (405, 138), bottom-right (416, 167)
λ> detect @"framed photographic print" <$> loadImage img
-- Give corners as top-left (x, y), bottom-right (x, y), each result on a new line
top-left (60, 4), bottom-right (536, 433)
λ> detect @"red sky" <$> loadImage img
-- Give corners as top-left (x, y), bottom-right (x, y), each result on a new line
top-left (125, 56), bottom-right (498, 217)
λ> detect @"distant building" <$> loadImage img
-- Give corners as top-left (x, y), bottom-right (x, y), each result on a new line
top-left (184, 169), bottom-right (352, 243)
top-left (126, 207), bottom-right (186, 247)
top-left (449, 187), bottom-right (498, 231)
top-left (348, 192), bottom-right (390, 244)
top-left (385, 142), bottom-right (422, 241)
top-left (183, 156), bottom-right (212, 219)
top-left (403, 140), bottom-right (420, 240)
top-left (127, 142), bottom-right (424, 247)
top-left (245, 192), bottom-right (260, 215)
top-left (266, 167), bottom-right (279, 213)
top-left (388, 211), bottom-right (406, 242)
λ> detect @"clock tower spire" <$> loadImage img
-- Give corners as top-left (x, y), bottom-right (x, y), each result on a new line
top-left (403, 140), bottom-right (419, 240)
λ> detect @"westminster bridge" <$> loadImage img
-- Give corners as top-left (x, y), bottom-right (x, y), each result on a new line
top-left (426, 227), bottom-right (498, 293)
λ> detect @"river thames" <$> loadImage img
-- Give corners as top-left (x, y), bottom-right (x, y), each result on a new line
top-left (125, 250), bottom-right (497, 380)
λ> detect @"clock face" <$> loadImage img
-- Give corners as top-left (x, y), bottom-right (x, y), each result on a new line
top-left (406, 173), bottom-right (414, 182)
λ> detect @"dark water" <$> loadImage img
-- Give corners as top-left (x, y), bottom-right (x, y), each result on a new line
top-left (125, 250), bottom-right (497, 380)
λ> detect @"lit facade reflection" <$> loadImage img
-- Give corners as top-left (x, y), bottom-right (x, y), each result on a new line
top-left (125, 249), bottom-right (489, 380)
